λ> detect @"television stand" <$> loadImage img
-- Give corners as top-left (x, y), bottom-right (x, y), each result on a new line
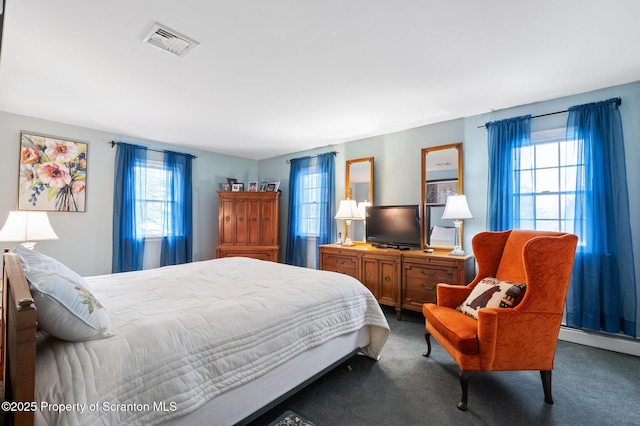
top-left (319, 243), bottom-right (476, 320)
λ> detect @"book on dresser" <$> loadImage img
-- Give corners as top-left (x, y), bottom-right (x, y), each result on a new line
top-left (319, 243), bottom-right (475, 320)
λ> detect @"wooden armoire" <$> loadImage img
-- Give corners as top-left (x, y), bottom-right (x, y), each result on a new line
top-left (216, 190), bottom-right (281, 262)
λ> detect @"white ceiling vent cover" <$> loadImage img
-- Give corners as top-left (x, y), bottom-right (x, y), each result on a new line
top-left (143, 23), bottom-right (199, 57)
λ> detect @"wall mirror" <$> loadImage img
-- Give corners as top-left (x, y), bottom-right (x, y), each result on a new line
top-left (421, 143), bottom-right (463, 249)
top-left (346, 157), bottom-right (374, 242)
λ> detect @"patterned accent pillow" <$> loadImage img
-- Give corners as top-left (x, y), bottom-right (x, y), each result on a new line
top-left (456, 277), bottom-right (527, 320)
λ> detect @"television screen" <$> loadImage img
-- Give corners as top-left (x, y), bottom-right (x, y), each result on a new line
top-left (365, 205), bottom-right (421, 249)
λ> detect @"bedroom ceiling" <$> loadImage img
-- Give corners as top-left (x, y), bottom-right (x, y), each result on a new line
top-left (0, 1), bottom-right (639, 160)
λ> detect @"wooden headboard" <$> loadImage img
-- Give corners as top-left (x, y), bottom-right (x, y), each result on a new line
top-left (2, 250), bottom-right (37, 426)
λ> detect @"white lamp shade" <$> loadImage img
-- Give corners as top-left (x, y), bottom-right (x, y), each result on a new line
top-left (335, 199), bottom-right (362, 220)
top-left (0, 211), bottom-right (59, 242)
top-left (441, 195), bottom-right (473, 220)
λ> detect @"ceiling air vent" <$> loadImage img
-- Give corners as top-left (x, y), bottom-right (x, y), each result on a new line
top-left (143, 22), bottom-right (199, 57)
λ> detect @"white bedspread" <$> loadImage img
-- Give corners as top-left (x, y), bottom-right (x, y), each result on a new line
top-left (34, 257), bottom-right (389, 425)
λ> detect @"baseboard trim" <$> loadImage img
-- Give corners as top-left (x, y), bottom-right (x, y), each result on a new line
top-left (558, 326), bottom-right (640, 357)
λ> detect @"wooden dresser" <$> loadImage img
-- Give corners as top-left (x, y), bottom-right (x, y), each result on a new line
top-left (216, 191), bottom-right (281, 262)
top-left (319, 243), bottom-right (475, 319)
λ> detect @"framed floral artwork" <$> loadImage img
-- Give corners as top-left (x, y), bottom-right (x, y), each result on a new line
top-left (19, 133), bottom-right (88, 212)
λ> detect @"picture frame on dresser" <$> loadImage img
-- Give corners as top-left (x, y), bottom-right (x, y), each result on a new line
top-left (267, 181), bottom-right (280, 192)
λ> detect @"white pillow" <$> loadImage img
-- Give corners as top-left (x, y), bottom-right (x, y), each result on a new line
top-left (27, 269), bottom-right (112, 341)
top-left (12, 245), bottom-right (111, 341)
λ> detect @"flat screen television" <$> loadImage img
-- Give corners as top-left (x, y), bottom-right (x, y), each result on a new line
top-left (365, 205), bottom-right (421, 249)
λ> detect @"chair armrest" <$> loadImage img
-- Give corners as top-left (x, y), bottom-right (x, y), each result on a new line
top-left (477, 308), bottom-right (563, 371)
top-left (436, 284), bottom-right (472, 308)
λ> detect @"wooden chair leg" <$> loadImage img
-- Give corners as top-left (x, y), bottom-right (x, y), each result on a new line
top-left (540, 370), bottom-right (553, 404)
top-left (458, 369), bottom-right (475, 411)
top-left (423, 332), bottom-right (432, 357)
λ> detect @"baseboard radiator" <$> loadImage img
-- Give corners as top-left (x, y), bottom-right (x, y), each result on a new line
top-left (558, 326), bottom-right (640, 357)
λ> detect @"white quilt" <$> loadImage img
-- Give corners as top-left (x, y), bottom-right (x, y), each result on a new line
top-left (34, 257), bottom-right (389, 425)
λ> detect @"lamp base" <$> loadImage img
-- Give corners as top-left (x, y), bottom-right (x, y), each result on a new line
top-left (448, 247), bottom-right (466, 256)
top-left (342, 238), bottom-right (355, 246)
top-left (447, 220), bottom-right (465, 256)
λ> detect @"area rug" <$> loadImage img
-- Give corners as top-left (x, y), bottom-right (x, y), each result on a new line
top-left (268, 410), bottom-right (316, 426)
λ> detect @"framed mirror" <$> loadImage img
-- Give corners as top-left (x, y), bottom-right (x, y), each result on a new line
top-left (346, 157), bottom-right (374, 242)
top-left (421, 143), bottom-right (463, 249)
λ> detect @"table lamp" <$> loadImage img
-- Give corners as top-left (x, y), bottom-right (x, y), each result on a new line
top-left (0, 211), bottom-right (59, 250)
top-left (335, 199), bottom-right (361, 246)
top-left (441, 195), bottom-right (473, 256)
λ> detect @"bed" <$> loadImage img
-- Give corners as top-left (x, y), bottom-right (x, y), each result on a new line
top-left (1, 249), bottom-right (389, 426)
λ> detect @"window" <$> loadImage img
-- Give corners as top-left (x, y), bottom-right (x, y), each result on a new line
top-left (135, 159), bottom-right (173, 238)
top-left (297, 167), bottom-right (323, 237)
top-left (514, 128), bottom-right (583, 233)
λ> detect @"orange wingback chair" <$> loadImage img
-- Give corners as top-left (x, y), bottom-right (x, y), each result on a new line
top-left (422, 230), bottom-right (578, 410)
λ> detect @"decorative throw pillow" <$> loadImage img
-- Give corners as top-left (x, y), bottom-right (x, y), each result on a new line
top-left (27, 269), bottom-right (112, 341)
top-left (456, 277), bottom-right (527, 320)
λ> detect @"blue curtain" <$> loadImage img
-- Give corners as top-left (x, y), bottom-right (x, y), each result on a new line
top-left (112, 143), bottom-right (147, 273)
top-left (160, 150), bottom-right (193, 266)
top-left (286, 156), bottom-right (311, 266)
top-left (486, 115), bottom-right (531, 231)
top-left (316, 152), bottom-right (336, 249)
top-left (285, 152), bottom-right (335, 267)
top-left (565, 98), bottom-right (636, 337)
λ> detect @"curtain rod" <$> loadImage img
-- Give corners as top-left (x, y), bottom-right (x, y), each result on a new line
top-left (478, 97), bottom-right (622, 129)
top-left (109, 141), bottom-right (197, 159)
top-left (286, 150), bottom-right (338, 164)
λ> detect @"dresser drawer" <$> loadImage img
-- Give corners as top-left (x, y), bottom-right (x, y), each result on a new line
top-left (216, 246), bottom-right (278, 262)
top-left (404, 263), bottom-right (456, 284)
top-left (402, 263), bottom-right (457, 308)
top-left (321, 253), bottom-right (358, 278)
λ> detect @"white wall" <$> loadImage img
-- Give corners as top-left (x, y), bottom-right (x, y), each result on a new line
top-left (0, 112), bottom-right (257, 276)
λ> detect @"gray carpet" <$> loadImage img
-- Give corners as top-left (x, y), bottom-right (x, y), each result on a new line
top-left (249, 307), bottom-right (640, 425)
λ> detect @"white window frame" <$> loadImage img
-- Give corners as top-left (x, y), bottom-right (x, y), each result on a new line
top-left (297, 165), bottom-right (324, 238)
top-left (514, 128), bottom-right (584, 237)
top-left (134, 159), bottom-right (173, 239)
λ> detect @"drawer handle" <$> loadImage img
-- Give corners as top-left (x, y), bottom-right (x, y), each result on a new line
top-left (384, 276), bottom-right (390, 282)
top-left (421, 270), bottom-right (436, 277)
top-left (225, 216), bottom-right (230, 222)
top-left (239, 217), bottom-right (244, 222)
top-left (252, 217), bottom-right (257, 221)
